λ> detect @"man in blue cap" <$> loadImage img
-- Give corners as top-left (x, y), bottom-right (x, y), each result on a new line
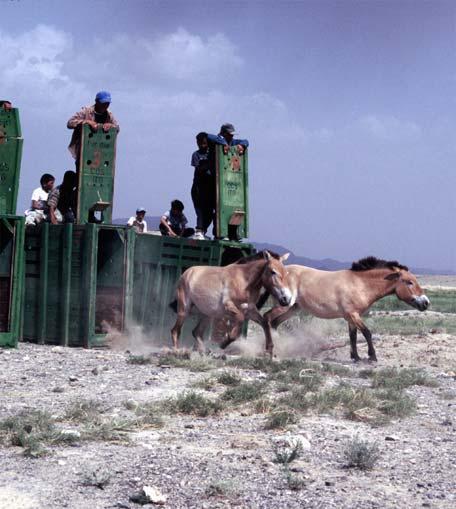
top-left (67, 91), bottom-right (119, 170)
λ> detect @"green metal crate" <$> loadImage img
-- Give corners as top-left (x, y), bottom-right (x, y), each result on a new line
top-left (215, 145), bottom-right (249, 239)
top-left (77, 125), bottom-right (117, 224)
top-left (23, 224), bottom-right (130, 347)
top-left (129, 234), bottom-right (254, 347)
top-left (0, 106), bottom-right (23, 215)
top-left (0, 215), bottom-right (25, 347)
top-left (0, 106), bottom-right (22, 139)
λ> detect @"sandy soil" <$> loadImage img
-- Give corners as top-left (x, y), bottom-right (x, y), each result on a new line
top-left (0, 324), bottom-right (455, 509)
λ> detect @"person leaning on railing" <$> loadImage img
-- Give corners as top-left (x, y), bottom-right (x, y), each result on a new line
top-left (67, 91), bottom-right (119, 172)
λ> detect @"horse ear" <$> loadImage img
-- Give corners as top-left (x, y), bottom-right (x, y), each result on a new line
top-left (263, 250), bottom-right (272, 261)
top-left (280, 252), bottom-right (290, 262)
top-left (384, 272), bottom-right (400, 281)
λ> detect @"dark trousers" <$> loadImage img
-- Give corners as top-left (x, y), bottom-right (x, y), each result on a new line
top-left (159, 224), bottom-right (195, 238)
top-left (191, 179), bottom-right (215, 233)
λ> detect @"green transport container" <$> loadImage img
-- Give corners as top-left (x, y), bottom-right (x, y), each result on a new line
top-left (129, 234), bottom-right (254, 347)
top-left (77, 125), bottom-right (117, 224)
top-left (0, 107), bottom-right (23, 215)
top-left (23, 223), bottom-right (132, 347)
top-left (0, 215), bottom-right (25, 347)
top-left (215, 144), bottom-right (248, 239)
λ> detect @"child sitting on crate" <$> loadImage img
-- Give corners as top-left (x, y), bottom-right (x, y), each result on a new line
top-left (191, 132), bottom-right (214, 240)
top-left (25, 173), bottom-right (55, 225)
top-left (159, 200), bottom-right (194, 238)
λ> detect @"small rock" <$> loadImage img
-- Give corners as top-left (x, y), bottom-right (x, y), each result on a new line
top-left (52, 386), bottom-right (65, 393)
top-left (69, 376), bottom-right (78, 382)
top-left (126, 399), bottom-right (139, 411)
top-left (130, 486), bottom-right (166, 506)
top-left (91, 367), bottom-right (99, 375)
top-left (325, 481), bottom-right (334, 487)
top-left (184, 424), bottom-right (194, 429)
top-left (60, 430), bottom-right (81, 440)
top-left (385, 435), bottom-right (399, 441)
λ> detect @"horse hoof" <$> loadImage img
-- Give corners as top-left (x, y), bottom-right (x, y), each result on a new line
top-left (351, 356), bottom-right (361, 363)
top-left (368, 356), bottom-right (378, 363)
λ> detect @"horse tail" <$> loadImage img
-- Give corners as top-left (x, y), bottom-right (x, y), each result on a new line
top-left (169, 299), bottom-right (178, 313)
top-left (256, 291), bottom-right (270, 310)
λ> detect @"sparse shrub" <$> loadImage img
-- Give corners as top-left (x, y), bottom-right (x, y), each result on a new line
top-left (81, 418), bottom-right (133, 442)
top-left (222, 381), bottom-right (268, 404)
top-left (265, 409), bottom-right (299, 429)
top-left (205, 479), bottom-right (239, 498)
top-left (225, 357), bottom-right (276, 372)
top-left (133, 402), bottom-right (165, 428)
top-left (191, 376), bottom-right (217, 390)
top-left (375, 389), bottom-right (416, 418)
top-left (81, 466), bottom-right (111, 489)
top-left (344, 436), bottom-right (381, 470)
top-left (273, 438), bottom-right (303, 465)
top-left (254, 398), bottom-right (273, 414)
top-left (127, 354), bottom-right (153, 365)
top-left (158, 353), bottom-right (216, 372)
top-left (216, 371), bottom-right (242, 386)
top-left (285, 469), bottom-right (306, 491)
top-left (0, 410), bottom-right (55, 457)
top-left (65, 399), bottom-right (105, 423)
top-left (370, 367), bottom-right (438, 390)
top-left (165, 391), bottom-right (223, 417)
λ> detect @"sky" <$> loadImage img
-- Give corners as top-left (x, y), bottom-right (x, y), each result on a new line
top-left (1, 0), bottom-right (455, 271)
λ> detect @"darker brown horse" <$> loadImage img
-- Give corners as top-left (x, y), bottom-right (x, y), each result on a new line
top-left (170, 250), bottom-right (292, 354)
top-left (264, 256), bottom-right (430, 361)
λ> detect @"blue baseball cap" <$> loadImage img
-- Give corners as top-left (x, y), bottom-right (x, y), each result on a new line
top-left (136, 207), bottom-right (146, 214)
top-left (95, 91), bottom-right (112, 104)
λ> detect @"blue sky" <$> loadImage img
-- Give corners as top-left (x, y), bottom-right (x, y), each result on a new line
top-left (2, 0), bottom-right (455, 271)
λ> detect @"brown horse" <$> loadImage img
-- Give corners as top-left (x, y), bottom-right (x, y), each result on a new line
top-left (170, 250), bottom-right (292, 353)
top-left (264, 256), bottom-right (430, 361)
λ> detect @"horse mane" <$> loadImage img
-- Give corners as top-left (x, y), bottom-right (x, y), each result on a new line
top-left (351, 256), bottom-right (408, 272)
top-left (235, 250), bottom-right (281, 264)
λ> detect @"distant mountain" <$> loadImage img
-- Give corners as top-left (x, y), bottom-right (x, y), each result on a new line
top-left (252, 242), bottom-right (350, 270)
top-left (252, 241), bottom-right (456, 275)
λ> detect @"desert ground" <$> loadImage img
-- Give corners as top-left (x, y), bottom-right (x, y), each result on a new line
top-left (0, 276), bottom-right (455, 509)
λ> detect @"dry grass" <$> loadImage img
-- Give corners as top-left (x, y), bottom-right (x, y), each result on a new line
top-left (344, 436), bottom-right (381, 470)
top-left (164, 391), bottom-right (224, 417)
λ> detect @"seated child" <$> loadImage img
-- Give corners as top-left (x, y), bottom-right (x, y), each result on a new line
top-left (160, 200), bottom-right (194, 238)
top-left (25, 173), bottom-right (55, 225)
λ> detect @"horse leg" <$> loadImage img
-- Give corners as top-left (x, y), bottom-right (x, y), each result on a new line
top-left (218, 301), bottom-right (245, 350)
top-left (348, 314), bottom-right (377, 362)
top-left (265, 304), bottom-right (299, 330)
top-left (347, 322), bottom-right (361, 362)
top-left (170, 286), bottom-right (191, 350)
top-left (192, 316), bottom-right (210, 354)
top-left (245, 307), bottom-right (275, 357)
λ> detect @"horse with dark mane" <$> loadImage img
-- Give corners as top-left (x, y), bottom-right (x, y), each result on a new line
top-left (170, 250), bottom-right (291, 353)
top-left (264, 256), bottom-right (430, 361)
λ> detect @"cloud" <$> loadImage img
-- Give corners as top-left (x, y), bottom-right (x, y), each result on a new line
top-left (151, 28), bottom-right (243, 80)
top-left (359, 114), bottom-right (422, 142)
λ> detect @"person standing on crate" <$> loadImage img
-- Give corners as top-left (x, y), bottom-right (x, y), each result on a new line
top-left (127, 207), bottom-right (148, 233)
top-left (190, 132), bottom-right (214, 240)
top-left (47, 171), bottom-right (77, 224)
top-left (67, 91), bottom-right (119, 172)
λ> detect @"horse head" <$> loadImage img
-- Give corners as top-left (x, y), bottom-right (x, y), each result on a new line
top-left (385, 269), bottom-right (430, 311)
top-left (261, 251), bottom-right (292, 307)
